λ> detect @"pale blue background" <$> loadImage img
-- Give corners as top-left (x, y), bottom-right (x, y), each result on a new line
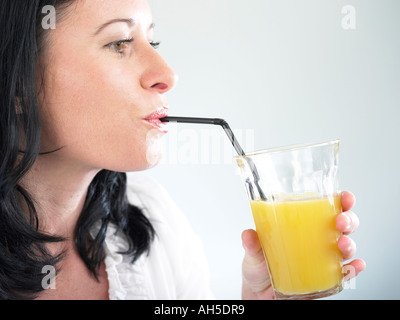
top-left (130, 0), bottom-right (400, 299)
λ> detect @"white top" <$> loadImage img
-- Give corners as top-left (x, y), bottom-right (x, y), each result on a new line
top-left (99, 174), bottom-right (214, 300)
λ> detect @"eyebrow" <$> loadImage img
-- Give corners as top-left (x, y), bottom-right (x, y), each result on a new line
top-left (93, 18), bottom-right (134, 36)
top-left (93, 18), bottom-right (155, 36)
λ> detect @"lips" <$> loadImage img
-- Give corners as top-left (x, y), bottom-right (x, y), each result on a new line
top-left (143, 107), bottom-right (169, 132)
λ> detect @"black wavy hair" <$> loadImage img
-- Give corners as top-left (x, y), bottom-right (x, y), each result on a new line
top-left (0, 0), bottom-right (155, 299)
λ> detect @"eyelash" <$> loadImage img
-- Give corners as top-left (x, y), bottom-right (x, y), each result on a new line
top-left (107, 38), bottom-right (161, 55)
top-left (150, 41), bottom-right (160, 49)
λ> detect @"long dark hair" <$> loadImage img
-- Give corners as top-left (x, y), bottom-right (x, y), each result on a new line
top-left (0, 0), bottom-right (155, 299)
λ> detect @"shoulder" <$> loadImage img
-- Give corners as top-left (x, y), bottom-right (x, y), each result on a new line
top-left (125, 173), bottom-right (183, 226)
top-left (125, 173), bottom-right (171, 210)
top-left (126, 173), bottom-right (199, 236)
top-left (124, 173), bottom-right (214, 299)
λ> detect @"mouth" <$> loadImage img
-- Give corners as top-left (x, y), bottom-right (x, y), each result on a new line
top-left (143, 107), bottom-right (169, 133)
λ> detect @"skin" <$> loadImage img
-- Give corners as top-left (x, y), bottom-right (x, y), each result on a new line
top-left (22, 0), bottom-right (365, 299)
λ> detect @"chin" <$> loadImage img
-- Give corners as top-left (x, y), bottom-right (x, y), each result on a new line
top-left (99, 130), bottom-right (165, 173)
top-left (110, 148), bottom-right (164, 173)
top-left (144, 129), bottom-right (165, 168)
top-left (144, 148), bottom-right (163, 170)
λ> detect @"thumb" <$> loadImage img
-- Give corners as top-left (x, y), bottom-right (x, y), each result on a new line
top-left (242, 229), bottom-right (263, 261)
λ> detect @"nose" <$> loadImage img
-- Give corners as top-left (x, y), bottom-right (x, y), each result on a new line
top-left (140, 46), bottom-right (178, 94)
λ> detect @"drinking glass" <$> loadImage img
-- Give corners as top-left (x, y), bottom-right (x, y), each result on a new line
top-left (235, 140), bottom-right (344, 300)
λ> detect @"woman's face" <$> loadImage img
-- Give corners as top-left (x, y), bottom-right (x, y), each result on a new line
top-left (38, 0), bottom-right (177, 172)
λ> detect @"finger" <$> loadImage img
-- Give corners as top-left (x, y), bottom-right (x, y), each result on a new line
top-left (342, 259), bottom-right (366, 279)
top-left (337, 235), bottom-right (356, 260)
top-left (336, 210), bottom-right (360, 235)
top-left (341, 191), bottom-right (356, 212)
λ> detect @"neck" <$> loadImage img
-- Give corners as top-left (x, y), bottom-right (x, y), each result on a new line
top-left (19, 154), bottom-right (100, 240)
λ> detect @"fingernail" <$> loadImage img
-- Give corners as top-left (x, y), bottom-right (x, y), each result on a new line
top-left (343, 213), bottom-right (352, 230)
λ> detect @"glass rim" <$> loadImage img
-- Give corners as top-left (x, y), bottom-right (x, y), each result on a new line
top-left (234, 139), bottom-right (340, 159)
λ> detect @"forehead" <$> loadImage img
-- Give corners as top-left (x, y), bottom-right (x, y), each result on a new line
top-left (57, 0), bottom-right (153, 31)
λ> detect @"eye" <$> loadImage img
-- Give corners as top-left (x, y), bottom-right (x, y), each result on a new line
top-left (106, 38), bottom-right (134, 55)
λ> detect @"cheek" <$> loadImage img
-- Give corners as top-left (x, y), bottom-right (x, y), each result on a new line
top-left (39, 54), bottom-right (157, 171)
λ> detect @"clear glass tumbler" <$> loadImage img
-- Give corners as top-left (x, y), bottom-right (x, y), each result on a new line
top-left (235, 140), bottom-right (344, 300)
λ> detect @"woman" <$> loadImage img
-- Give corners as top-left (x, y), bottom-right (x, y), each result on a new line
top-left (0, 0), bottom-right (365, 300)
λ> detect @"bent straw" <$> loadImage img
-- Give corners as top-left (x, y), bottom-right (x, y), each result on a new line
top-left (161, 116), bottom-right (267, 201)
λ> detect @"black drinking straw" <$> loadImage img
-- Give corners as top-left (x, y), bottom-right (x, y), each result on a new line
top-left (161, 116), bottom-right (267, 201)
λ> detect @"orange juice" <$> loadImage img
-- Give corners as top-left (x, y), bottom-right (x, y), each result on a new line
top-left (250, 195), bottom-right (343, 296)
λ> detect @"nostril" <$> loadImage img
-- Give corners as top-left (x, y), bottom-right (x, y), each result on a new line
top-left (151, 82), bottom-right (168, 92)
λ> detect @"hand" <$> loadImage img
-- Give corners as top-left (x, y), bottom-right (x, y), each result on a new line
top-left (241, 191), bottom-right (366, 300)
